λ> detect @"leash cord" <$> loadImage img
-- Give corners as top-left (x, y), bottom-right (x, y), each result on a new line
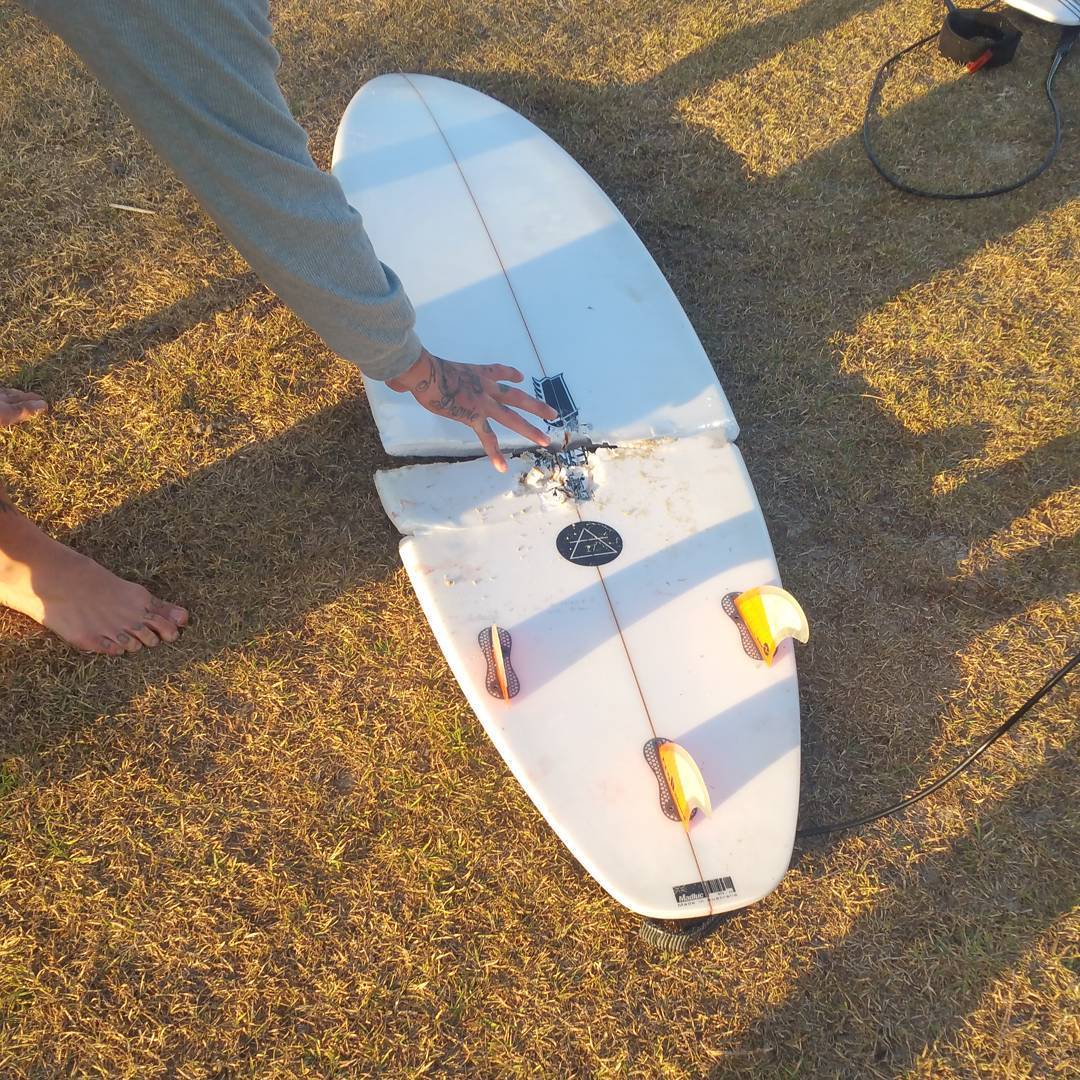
top-left (863, 17), bottom-right (1078, 199)
top-left (796, 647), bottom-right (1079, 838)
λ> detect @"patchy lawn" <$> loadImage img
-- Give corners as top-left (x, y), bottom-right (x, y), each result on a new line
top-left (1, 1), bottom-right (1076, 1075)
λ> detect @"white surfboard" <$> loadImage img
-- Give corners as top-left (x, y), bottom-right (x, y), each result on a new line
top-left (333, 75), bottom-right (803, 920)
top-left (1003, 0), bottom-right (1079, 26)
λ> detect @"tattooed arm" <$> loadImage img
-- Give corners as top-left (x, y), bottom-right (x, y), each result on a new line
top-left (386, 349), bottom-right (558, 472)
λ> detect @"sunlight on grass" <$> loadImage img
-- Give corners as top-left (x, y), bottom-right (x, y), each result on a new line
top-left (0, 0), bottom-right (1076, 1074)
top-left (676, 0), bottom-right (937, 178)
top-left (836, 204), bottom-right (1079, 465)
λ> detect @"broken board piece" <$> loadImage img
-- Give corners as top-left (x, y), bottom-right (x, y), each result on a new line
top-left (332, 73), bottom-right (738, 456)
top-left (375, 435), bottom-right (801, 920)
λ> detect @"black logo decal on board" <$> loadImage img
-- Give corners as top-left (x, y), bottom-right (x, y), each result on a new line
top-left (556, 521), bottom-right (623, 566)
top-left (532, 373), bottom-right (579, 431)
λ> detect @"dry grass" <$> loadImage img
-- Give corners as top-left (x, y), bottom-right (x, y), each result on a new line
top-left (1, 0), bottom-right (1077, 1075)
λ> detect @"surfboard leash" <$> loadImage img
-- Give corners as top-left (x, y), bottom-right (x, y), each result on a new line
top-left (863, 2), bottom-right (1079, 199)
top-left (795, 645), bottom-right (1079, 838)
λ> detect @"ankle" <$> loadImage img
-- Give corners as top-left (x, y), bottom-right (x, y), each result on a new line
top-left (0, 499), bottom-right (42, 569)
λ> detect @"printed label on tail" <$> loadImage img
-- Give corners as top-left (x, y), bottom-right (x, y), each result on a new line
top-left (673, 876), bottom-right (737, 906)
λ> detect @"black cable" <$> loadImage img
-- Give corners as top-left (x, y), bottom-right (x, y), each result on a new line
top-left (863, 18), bottom-right (1078, 200)
top-left (796, 646), bottom-right (1079, 839)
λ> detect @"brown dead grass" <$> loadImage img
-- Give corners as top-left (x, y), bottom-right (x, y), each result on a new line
top-left (0, 0), bottom-right (1077, 1075)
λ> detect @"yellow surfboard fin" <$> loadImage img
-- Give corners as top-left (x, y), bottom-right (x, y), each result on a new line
top-left (657, 741), bottom-right (712, 828)
top-left (732, 585), bottom-right (809, 666)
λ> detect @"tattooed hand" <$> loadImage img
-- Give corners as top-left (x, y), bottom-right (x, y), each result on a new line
top-left (386, 348), bottom-right (559, 472)
top-left (0, 389), bottom-right (48, 428)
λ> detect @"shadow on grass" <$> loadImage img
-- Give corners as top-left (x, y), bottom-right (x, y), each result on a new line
top-left (0, 395), bottom-right (399, 752)
top-left (13, 274), bottom-right (265, 391)
top-left (715, 742), bottom-right (1078, 1075)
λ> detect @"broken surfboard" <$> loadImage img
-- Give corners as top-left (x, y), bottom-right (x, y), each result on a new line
top-left (332, 74), bottom-right (806, 927)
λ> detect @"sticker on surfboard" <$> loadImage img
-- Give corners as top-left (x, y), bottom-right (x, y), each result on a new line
top-left (556, 521), bottom-right (623, 566)
top-left (532, 373), bottom-right (579, 431)
top-left (673, 875), bottom-right (736, 907)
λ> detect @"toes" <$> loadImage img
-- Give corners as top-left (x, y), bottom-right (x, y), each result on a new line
top-left (127, 622), bottom-right (160, 648)
top-left (0, 389), bottom-right (48, 410)
top-left (144, 613), bottom-right (180, 643)
top-left (152, 598), bottom-right (189, 628)
top-left (94, 636), bottom-right (126, 658)
top-left (0, 401), bottom-right (49, 426)
top-left (111, 629), bottom-right (143, 653)
top-left (72, 634), bottom-right (124, 657)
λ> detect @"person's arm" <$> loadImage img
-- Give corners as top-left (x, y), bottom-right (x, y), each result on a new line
top-left (25, 0), bottom-right (421, 379)
top-left (25, 0), bottom-right (556, 466)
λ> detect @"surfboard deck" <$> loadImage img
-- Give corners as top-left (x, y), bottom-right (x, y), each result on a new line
top-left (333, 74), bottom-right (802, 921)
top-left (332, 73), bottom-right (738, 456)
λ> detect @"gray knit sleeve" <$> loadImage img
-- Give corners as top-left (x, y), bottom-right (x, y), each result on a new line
top-left (23, 0), bottom-right (422, 380)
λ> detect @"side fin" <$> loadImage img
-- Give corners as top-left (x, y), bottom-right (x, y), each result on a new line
top-left (478, 625), bottom-right (519, 700)
top-left (728, 585), bottom-right (809, 666)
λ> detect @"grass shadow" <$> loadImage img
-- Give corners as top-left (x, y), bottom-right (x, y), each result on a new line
top-left (11, 275), bottom-right (266, 391)
top-left (714, 742), bottom-right (1078, 1075)
top-left (0, 396), bottom-right (398, 756)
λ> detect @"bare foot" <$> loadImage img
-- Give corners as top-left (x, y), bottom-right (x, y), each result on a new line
top-left (0, 387), bottom-right (49, 428)
top-left (0, 502), bottom-right (188, 656)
